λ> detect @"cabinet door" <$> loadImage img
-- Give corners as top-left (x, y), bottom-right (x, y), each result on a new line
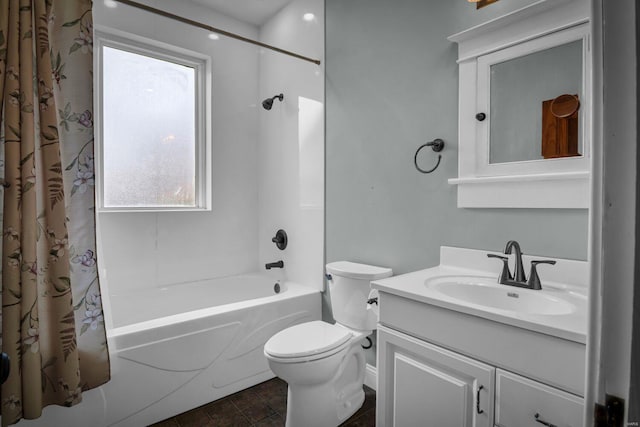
top-left (495, 369), bottom-right (584, 427)
top-left (377, 326), bottom-right (495, 427)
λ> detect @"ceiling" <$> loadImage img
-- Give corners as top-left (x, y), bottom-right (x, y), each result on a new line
top-left (188, 0), bottom-right (293, 26)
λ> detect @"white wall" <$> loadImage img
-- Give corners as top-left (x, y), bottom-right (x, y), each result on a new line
top-left (94, 0), bottom-right (260, 299)
top-left (258, 0), bottom-right (325, 292)
top-left (95, 0), bottom-right (326, 299)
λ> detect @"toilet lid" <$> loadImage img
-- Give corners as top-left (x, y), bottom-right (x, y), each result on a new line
top-left (264, 321), bottom-right (352, 359)
top-left (326, 261), bottom-right (393, 280)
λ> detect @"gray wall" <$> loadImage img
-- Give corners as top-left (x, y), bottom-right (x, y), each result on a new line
top-left (324, 0), bottom-right (590, 328)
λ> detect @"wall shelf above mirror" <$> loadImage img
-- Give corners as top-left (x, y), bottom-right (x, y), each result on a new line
top-left (448, 0), bottom-right (591, 209)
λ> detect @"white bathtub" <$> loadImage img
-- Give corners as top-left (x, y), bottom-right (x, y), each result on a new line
top-left (99, 274), bottom-right (320, 427)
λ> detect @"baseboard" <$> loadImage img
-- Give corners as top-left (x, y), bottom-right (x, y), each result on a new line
top-left (364, 363), bottom-right (377, 391)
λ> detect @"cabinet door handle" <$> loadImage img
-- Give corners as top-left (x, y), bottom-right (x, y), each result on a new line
top-left (534, 413), bottom-right (558, 427)
top-left (476, 385), bottom-right (484, 414)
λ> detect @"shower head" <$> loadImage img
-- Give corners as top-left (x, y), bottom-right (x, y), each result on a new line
top-left (262, 93), bottom-right (284, 110)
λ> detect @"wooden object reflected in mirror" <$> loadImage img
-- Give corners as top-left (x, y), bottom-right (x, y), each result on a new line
top-left (542, 94), bottom-right (581, 159)
top-left (476, 0), bottom-right (499, 10)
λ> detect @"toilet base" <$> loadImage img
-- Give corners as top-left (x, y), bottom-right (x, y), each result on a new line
top-left (281, 343), bottom-right (367, 427)
top-left (285, 381), bottom-right (365, 427)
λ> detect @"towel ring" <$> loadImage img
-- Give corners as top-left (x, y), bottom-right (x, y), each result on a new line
top-left (414, 138), bottom-right (445, 174)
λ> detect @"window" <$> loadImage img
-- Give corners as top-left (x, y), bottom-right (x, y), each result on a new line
top-left (96, 32), bottom-right (210, 211)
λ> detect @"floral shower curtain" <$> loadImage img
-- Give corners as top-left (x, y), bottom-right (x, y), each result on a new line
top-left (0, 1), bottom-right (110, 425)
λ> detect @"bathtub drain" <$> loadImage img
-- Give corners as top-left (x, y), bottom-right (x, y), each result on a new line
top-left (274, 282), bottom-right (281, 293)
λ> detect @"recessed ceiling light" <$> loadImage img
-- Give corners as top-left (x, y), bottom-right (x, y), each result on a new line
top-left (104, 0), bottom-right (118, 8)
top-left (302, 13), bottom-right (315, 22)
top-left (208, 33), bottom-right (220, 40)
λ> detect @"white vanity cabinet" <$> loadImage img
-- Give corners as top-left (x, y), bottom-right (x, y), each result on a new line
top-left (376, 292), bottom-right (585, 427)
top-left (377, 326), bottom-right (494, 427)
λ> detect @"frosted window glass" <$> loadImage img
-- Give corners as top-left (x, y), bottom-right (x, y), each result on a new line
top-left (102, 46), bottom-right (196, 207)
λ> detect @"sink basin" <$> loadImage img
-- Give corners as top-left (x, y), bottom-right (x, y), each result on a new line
top-left (424, 275), bottom-right (576, 315)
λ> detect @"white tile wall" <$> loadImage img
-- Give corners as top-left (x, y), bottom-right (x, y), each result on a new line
top-left (95, 0), bottom-right (260, 296)
top-left (258, 0), bottom-right (325, 292)
top-left (95, 0), bottom-right (325, 299)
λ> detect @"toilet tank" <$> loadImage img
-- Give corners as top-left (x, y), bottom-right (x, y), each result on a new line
top-left (326, 261), bottom-right (393, 331)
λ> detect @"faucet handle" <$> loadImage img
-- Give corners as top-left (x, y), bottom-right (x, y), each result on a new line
top-left (527, 260), bottom-right (557, 290)
top-left (487, 254), bottom-right (512, 284)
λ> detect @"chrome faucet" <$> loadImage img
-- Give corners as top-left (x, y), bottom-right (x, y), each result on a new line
top-left (487, 240), bottom-right (556, 290)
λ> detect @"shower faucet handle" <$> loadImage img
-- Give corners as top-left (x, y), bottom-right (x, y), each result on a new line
top-left (271, 229), bottom-right (288, 250)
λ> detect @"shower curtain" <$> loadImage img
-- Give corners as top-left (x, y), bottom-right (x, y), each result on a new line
top-left (0, 1), bottom-right (110, 425)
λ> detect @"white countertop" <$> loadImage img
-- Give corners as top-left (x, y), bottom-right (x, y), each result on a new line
top-left (371, 246), bottom-right (588, 344)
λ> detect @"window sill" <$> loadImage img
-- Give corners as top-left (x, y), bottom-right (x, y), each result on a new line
top-left (98, 207), bottom-right (211, 213)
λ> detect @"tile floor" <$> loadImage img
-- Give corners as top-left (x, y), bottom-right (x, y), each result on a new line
top-left (149, 377), bottom-right (376, 427)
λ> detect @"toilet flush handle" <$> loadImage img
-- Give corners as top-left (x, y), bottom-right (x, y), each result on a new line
top-left (361, 336), bottom-right (373, 349)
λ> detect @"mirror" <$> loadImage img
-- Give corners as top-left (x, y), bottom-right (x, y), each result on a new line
top-left (489, 40), bottom-right (583, 164)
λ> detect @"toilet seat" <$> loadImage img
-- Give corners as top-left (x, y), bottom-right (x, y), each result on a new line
top-left (264, 321), bottom-right (355, 363)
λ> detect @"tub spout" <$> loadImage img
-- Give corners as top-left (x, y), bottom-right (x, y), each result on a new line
top-left (265, 260), bottom-right (284, 270)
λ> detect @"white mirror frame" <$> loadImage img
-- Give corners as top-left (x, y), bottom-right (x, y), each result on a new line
top-left (448, 0), bottom-right (591, 209)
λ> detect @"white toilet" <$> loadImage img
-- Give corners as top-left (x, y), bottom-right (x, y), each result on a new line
top-left (264, 261), bottom-right (392, 427)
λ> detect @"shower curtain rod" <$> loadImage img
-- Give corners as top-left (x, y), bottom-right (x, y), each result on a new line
top-left (113, 0), bottom-right (322, 65)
